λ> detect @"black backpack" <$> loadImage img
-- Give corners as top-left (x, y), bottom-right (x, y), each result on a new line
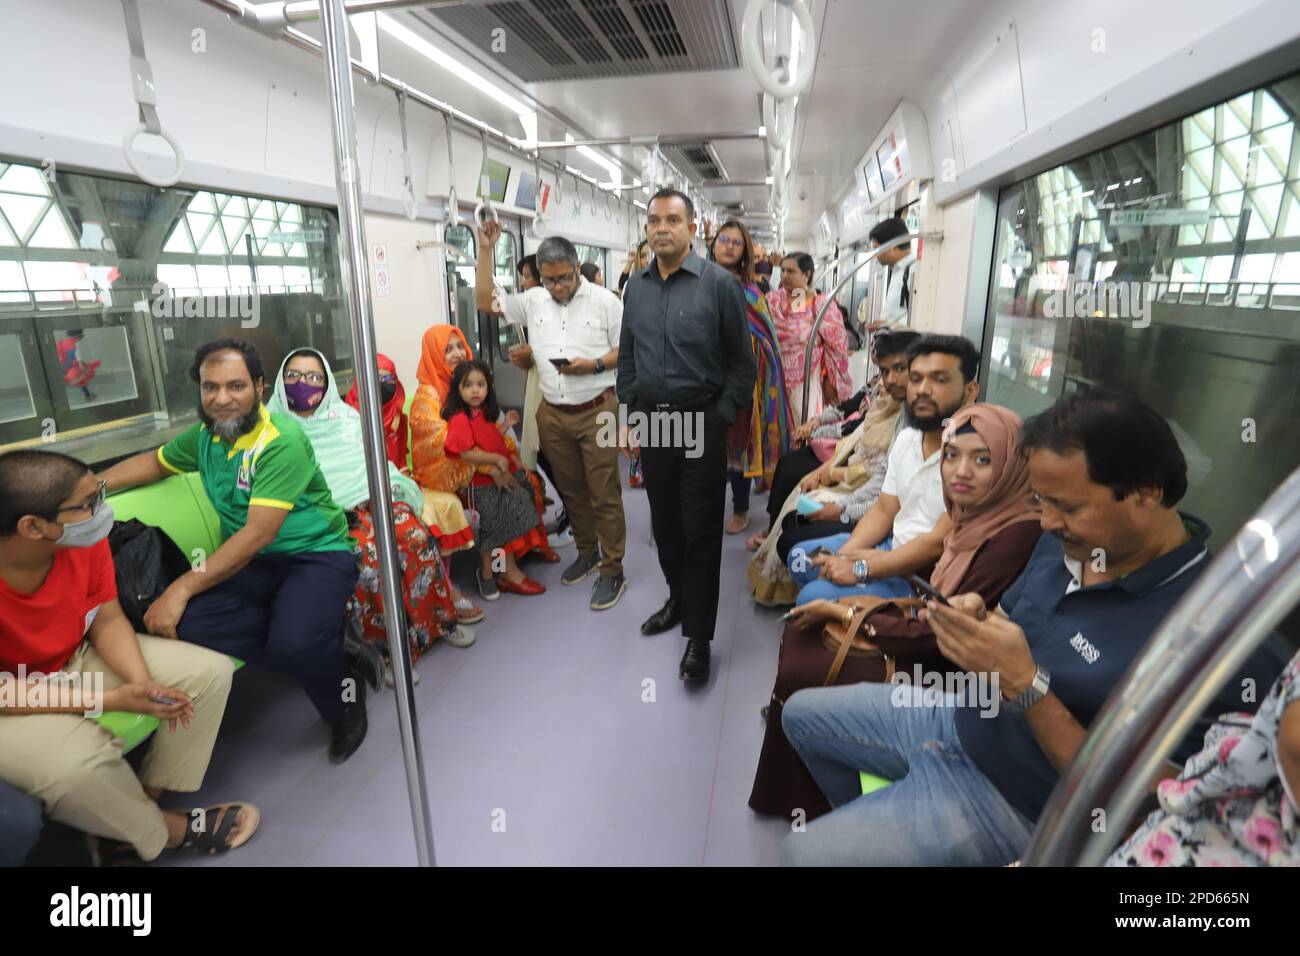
top-left (107, 519), bottom-right (192, 634)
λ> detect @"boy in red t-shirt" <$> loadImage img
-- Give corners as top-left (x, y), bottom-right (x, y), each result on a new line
top-left (0, 450), bottom-right (260, 861)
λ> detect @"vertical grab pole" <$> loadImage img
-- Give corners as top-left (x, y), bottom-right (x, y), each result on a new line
top-left (318, 0), bottom-right (437, 867)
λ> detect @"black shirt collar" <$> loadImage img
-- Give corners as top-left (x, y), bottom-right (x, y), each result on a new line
top-left (642, 250), bottom-right (703, 281)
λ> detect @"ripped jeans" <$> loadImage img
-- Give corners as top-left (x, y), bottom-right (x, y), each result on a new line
top-left (780, 682), bottom-right (1035, 866)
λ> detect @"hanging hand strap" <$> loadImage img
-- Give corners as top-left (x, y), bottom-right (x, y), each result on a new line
top-left (120, 0), bottom-right (184, 187)
top-left (396, 84), bottom-right (418, 220)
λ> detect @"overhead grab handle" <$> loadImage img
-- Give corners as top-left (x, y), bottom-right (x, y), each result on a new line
top-left (474, 129), bottom-right (498, 227)
top-left (741, 0), bottom-right (815, 101)
top-left (763, 95), bottom-right (796, 150)
top-left (529, 150), bottom-right (548, 240)
top-left (396, 84), bottom-right (418, 221)
top-left (443, 110), bottom-right (459, 227)
top-left (119, 0), bottom-right (184, 188)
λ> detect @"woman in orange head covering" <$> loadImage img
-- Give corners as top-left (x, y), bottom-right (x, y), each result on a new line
top-left (408, 323), bottom-right (555, 563)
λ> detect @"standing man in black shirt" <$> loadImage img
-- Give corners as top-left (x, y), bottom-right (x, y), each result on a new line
top-left (617, 188), bottom-right (757, 681)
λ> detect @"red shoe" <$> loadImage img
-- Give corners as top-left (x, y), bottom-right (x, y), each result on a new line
top-left (498, 575), bottom-right (546, 596)
top-left (534, 547), bottom-right (562, 564)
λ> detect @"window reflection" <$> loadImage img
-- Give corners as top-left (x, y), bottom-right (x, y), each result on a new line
top-left (0, 334), bottom-right (35, 425)
top-left (981, 69), bottom-right (1300, 555)
top-left (0, 160), bottom-right (344, 461)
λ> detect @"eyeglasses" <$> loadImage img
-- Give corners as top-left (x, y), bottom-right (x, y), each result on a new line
top-left (541, 270), bottom-right (576, 289)
top-left (57, 479), bottom-right (107, 517)
top-left (378, 374), bottom-right (397, 385)
top-left (714, 235), bottom-right (744, 249)
top-left (283, 370), bottom-right (326, 385)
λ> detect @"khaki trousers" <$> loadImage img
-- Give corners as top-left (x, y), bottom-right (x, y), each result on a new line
top-left (535, 390), bottom-right (627, 576)
top-left (0, 636), bottom-right (233, 861)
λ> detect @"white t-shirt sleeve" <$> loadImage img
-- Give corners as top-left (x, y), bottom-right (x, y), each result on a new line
top-left (500, 289), bottom-right (529, 328)
top-left (879, 431), bottom-right (908, 498)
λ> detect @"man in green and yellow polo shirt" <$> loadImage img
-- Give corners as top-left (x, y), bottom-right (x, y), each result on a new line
top-left (101, 339), bottom-right (367, 764)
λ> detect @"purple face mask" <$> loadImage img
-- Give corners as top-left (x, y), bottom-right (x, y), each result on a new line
top-left (285, 379), bottom-right (326, 412)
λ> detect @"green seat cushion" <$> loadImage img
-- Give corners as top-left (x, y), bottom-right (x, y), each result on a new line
top-left (98, 659), bottom-right (244, 753)
top-left (108, 472), bottom-right (222, 557)
top-left (859, 771), bottom-right (892, 795)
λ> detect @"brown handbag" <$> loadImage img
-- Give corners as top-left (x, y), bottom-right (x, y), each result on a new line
top-left (820, 596), bottom-right (925, 686)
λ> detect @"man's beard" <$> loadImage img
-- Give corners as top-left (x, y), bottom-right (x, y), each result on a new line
top-left (200, 402), bottom-right (261, 440)
top-left (904, 395), bottom-right (963, 432)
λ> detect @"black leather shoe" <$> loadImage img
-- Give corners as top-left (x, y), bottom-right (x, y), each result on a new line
top-left (329, 670), bottom-right (368, 764)
top-left (640, 598), bottom-right (681, 635)
top-left (679, 639), bottom-right (710, 682)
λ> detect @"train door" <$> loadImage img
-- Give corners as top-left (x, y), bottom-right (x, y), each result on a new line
top-left (483, 214), bottom-right (527, 411)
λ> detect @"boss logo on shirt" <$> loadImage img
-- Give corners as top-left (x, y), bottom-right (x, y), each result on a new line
top-left (1070, 632), bottom-right (1100, 664)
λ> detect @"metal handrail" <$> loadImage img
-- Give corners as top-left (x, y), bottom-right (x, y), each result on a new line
top-left (799, 232), bottom-right (916, 421)
top-left (1024, 462), bottom-right (1300, 866)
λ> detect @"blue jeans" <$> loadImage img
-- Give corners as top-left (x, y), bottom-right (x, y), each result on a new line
top-left (779, 682), bottom-right (1034, 866)
top-left (787, 533), bottom-right (914, 604)
top-left (0, 779), bottom-right (42, 867)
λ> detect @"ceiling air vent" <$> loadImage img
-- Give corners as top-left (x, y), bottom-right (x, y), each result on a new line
top-left (661, 143), bottom-right (723, 181)
top-left (419, 0), bottom-right (737, 82)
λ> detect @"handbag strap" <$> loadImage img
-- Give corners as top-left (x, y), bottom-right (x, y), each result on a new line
top-left (823, 596), bottom-right (926, 687)
top-left (825, 605), bottom-right (874, 687)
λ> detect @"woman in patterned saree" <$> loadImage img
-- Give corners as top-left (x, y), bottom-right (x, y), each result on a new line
top-left (707, 220), bottom-right (793, 535)
top-left (766, 253), bottom-right (852, 430)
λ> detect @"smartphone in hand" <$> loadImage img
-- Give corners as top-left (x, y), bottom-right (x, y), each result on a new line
top-left (806, 546), bottom-right (830, 558)
top-left (908, 574), bottom-right (950, 607)
top-left (549, 357), bottom-right (571, 369)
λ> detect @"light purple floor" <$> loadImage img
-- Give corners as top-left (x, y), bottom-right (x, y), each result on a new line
top-left (159, 476), bottom-right (793, 866)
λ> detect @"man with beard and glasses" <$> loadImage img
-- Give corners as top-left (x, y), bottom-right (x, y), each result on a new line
top-left (787, 335), bottom-right (980, 605)
top-left (99, 339), bottom-right (368, 764)
top-left (779, 387), bottom-right (1282, 866)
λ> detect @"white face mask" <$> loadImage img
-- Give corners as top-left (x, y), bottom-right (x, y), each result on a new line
top-left (54, 502), bottom-right (115, 550)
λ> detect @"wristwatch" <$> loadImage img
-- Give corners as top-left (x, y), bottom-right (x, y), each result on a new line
top-left (594, 358), bottom-right (606, 374)
top-left (852, 558), bottom-right (870, 584)
top-left (1004, 665), bottom-right (1051, 713)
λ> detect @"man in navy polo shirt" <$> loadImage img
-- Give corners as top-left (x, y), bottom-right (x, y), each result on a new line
top-left (779, 387), bottom-right (1279, 866)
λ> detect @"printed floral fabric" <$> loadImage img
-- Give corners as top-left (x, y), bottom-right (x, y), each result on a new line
top-left (347, 500), bottom-right (456, 661)
top-left (1107, 649), bottom-right (1300, 867)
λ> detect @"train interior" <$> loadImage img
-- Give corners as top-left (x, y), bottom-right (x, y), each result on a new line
top-left (3, 0), bottom-right (1300, 867)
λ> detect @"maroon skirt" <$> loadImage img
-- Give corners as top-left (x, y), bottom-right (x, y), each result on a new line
top-left (747, 620), bottom-right (948, 820)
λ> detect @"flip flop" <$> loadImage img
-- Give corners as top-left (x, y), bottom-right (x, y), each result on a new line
top-left (173, 803), bottom-right (261, 855)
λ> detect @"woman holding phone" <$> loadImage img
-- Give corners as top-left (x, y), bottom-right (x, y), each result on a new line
top-left (748, 403), bottom-right (1043, 818)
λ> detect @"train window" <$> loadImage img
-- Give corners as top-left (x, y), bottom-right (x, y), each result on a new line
top-left (0, 160), bottom-right (343, 465)
top-left (574, 243), bottom-right (608, 286)
top-left (0, 333), bottom-right (36, 424)
top-left (443, 223), bottom-right (479, 352)
top-left (493, 224), bottom-right (521, 360)
top-left (980, 68), bottom-right (1300, 559)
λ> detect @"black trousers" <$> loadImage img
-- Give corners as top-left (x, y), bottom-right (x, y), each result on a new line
top-left (766, 445), bottom-right (822, 531)
top-left (639, 404), bottom-right (729, 642)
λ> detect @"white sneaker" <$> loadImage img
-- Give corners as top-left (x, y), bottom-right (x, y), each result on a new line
top-left (444, 625), bottom-right (476, 648)
top-left (548, 527), bottom-right (575, 549)
top-left (384, 660), bottom-right (422, 688)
